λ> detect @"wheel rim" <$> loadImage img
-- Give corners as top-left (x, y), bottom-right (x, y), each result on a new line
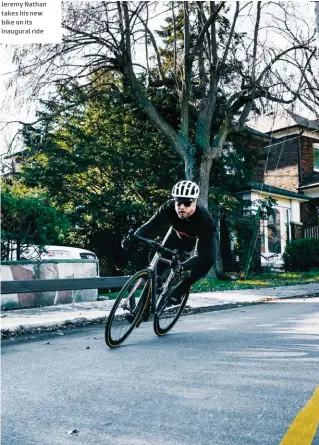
top-left (107, 272), bottom-right (151, 345)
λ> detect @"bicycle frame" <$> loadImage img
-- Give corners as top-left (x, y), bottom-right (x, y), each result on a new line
top-left (147, 227), bottom-right (177, 314)
top-left (132, 226), bottom-right (198, 316)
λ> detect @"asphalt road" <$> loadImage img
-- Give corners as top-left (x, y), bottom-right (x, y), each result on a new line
top-left (2, 298), bottom-right (319, 445)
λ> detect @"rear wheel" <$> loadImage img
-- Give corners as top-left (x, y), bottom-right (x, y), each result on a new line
top-left (105, 270), bottom-right (151, 348)
top-left (153, 274), bottom-right (189, 336)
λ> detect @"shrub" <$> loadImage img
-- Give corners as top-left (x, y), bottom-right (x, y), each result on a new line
top-left (1, 189), bottom-right (69, 261)
top-left (283, 238), bottom-right (319, 271)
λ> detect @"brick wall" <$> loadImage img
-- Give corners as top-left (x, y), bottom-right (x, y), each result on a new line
top-left (253, 136), bottom-right (299, 191)
top-left (264, 165), bottom-right (299, 192)
top-left (253, 134), bottom-right (319, 192)
top-left (300, 136), bottom-right (319, 185)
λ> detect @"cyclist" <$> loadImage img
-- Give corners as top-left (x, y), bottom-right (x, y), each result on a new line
top-left (124, 180), bottom-right (216, 306)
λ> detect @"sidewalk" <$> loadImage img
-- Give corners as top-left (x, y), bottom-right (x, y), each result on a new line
top-left (1, 283), bottom-right (318, 337)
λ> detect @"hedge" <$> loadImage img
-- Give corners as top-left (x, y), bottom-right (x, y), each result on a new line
top-left (283, 238), bottom-right (319, 271)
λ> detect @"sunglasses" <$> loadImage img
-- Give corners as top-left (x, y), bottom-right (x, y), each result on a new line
top-left (174, 199), bottom-right (194, 207)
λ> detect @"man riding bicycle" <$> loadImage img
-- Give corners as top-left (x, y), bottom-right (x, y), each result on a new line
top-left (123, 180), bottom-right (216, 306)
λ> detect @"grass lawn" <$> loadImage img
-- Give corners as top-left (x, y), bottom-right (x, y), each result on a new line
top-left (98, 270), bottom-right (319, 299)
top-left (192, 270), bottom-right (319, 293)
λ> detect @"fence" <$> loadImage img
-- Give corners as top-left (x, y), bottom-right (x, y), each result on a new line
top-left (99, 258), bottom-right (114, 277)
top-left (1, 254), bottom-right (129, 311)
top-left (304, 226), bottom-right (319, 239)
top-left (1, 276), bottom-right (129, 295)
top-left (98, 257), bottom-right (137, 277)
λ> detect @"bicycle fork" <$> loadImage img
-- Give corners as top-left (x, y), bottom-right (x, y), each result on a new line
top-left (122, 277), bottom-right (149, 313)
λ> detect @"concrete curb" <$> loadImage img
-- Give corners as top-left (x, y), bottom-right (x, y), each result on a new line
top-left (1, 287), bottom-right (318, 339)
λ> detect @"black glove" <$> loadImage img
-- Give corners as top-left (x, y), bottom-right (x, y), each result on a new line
top-left (121, 234), bottom-right (135, 250)
top-left (172, 260), bottom-right (183, 273)
top-left (171, 252), bottom-right (183, 273)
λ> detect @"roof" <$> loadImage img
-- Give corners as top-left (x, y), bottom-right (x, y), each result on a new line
top-left (44, 246), bottom-right (95, 253)
top-left (244, 125), bottom-right (271, 140)
top-left (247, 111), bottom-right (319, 134)
top-left (2, 148), bottom-right (28, 160)
top-left (298, 182), bottom-right (319, 190)
top-left (237, 182), bottom-right (310, 201)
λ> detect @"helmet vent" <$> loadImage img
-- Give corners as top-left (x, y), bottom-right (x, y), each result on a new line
top-left (172, 181), bottom-right (199, 199)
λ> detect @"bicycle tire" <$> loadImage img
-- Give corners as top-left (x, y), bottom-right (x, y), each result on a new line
top-left (105, 270), bottom-right (151, 348)
top-left (153, 277), bottom-right (189, 336)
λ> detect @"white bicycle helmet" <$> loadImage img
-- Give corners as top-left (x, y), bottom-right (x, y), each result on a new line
top-left (171, 180), bottom-right (200, 199)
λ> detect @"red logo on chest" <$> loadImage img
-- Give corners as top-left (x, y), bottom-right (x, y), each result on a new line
top-left (176, 230), bottom-right (199, 239)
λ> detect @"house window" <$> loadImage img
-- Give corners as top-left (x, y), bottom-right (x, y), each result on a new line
top-left (267, 208), bottom-right (281, 254)
top-left (260, 208), bottom-right (282, 254)
top-left (314, 144), bottom-right (319, 172)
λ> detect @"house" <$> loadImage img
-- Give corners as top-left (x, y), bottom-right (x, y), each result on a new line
top-left (1, 148), bottom-right (29, 177)
top-left (236, 111), bottom-right (319, 270)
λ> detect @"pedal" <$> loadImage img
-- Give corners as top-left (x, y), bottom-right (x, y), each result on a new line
top-left (125, 314), bottom-right (135, 324)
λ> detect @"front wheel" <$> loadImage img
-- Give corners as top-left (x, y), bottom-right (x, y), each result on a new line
top-left (153, 275), bottom-right (189, 336)
top-left (105, 270), bottom-right (151, 348)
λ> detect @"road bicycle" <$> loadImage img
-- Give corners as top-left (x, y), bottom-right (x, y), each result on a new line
top-left (105, 228), bottom-right (191, 348)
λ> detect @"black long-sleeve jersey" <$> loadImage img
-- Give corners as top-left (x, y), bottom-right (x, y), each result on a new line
top-left (135, 200), bottom-right (216, 283)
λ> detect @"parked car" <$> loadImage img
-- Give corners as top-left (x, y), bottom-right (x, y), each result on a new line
top-left (34, 246), bottom-right (100, 276)
top-left (33, 245), bottom-right (98, 261)
top-left (3, 243), bottom-right (99, 274)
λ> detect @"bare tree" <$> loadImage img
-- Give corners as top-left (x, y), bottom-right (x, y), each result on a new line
top-left (316, 2), bottom-right (319, 42)
top-left (2, 1), bottom-right (318, 207)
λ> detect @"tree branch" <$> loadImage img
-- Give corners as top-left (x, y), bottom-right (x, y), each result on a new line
top-left (237, 1), bottom-right (261, 129)
top-left (257, 43), bottom-right (313, 84)
top-left (180, 2), bottom-right (190, 140)
top-left (190, 1), bottom-right (225, 63)
top-left (137, 11), bottom-right (165, 79)
top-left (219, 2), bottom-right (240, 73)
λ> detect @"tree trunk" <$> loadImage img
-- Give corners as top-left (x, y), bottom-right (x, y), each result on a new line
top-left (214, 216), bottom-right (223, 276)
top-left (17, 240), bottom-right (21, 260)
top-left (7, 240), bottom-right (11, 261)
top-left (189, 151), bottom-right (223, 275)
top-left (192, 151), bottom-right (213, 208)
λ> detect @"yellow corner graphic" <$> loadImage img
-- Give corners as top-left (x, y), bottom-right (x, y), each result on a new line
top-left (279, 386), bottom-right (319, 445)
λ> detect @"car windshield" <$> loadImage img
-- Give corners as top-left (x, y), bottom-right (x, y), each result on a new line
top-left (80, 253), bottom-right (96, 260)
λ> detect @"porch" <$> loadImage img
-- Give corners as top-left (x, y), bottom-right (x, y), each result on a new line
top-left (304, 226), bottom-right (319, 239)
